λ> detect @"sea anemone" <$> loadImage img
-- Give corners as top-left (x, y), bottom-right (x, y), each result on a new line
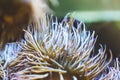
top-left (0, 14), bottom-right (112, 80)
top-left (0, 43), bottom-right (21, 80)
top-left (99, 58), bottom-right (120, 80)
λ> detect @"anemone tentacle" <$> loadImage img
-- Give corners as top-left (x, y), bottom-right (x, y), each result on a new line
top-left (0, 15), bottom-right (113, 80)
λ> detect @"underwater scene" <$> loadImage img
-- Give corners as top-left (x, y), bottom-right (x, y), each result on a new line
top-left (0, 0), bottom-right (120, 80)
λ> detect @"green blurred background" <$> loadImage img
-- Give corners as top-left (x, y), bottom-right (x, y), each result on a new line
top-left (50, 0), bottom-right (120, 58)
top-left (51, 0), bottom-right (120, 22)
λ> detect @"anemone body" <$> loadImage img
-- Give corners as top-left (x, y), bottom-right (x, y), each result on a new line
top-left (0, 15), bottom-right (113, 80)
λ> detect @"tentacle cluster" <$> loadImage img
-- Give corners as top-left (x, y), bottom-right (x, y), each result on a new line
top-left (99, 58), bottom-right (120, 80)
top-left (0, 15), bottom-right (115, 80)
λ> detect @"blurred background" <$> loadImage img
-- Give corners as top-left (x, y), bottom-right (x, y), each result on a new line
top-left (50, 0), bottom-right (120, 59)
